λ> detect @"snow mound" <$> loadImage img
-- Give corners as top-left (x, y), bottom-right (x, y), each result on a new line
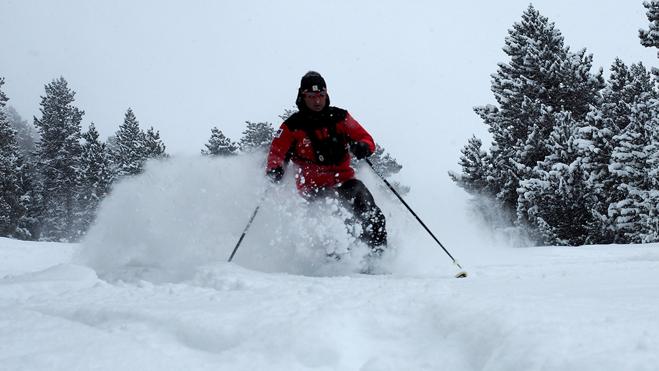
top-left (0, 238), bottom-right (78, 276)
top-left (0, 262), bottom-right (98, 302)
top-left (3, 263), bottom-right (96, 283)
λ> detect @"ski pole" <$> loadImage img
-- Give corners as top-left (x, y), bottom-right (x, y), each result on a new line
top-left (364, 158), bottom-right (467, 278)
top-left (228, 192), bottom-right (267, 262)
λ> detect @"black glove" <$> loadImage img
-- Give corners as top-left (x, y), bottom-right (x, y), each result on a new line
top-left (350, 141), bottom-right (372, 160)
top-left (266, 166), bottom-right (284, 183)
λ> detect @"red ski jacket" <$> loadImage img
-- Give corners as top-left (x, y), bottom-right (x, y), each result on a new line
top-left (266, 108), bottom-right (375, 192)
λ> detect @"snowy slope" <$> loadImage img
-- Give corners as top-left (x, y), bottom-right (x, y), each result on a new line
top-left (2, 156), bottom-right (659, 370)
top-left (2, 238), bottom-right (659, 370)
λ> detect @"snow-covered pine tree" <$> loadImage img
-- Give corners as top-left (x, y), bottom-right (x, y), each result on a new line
top-left (642, 53), bottom-right (659, 242)
top-left (201, 127), bottom-right (237, 156)
top-left (77, 123), bottom-right (112, 236)
top-left (575, 59), bottom-right (636, 243)
top-left (470, 5), bottom-right (602, 211)
top-left (0, 78), bottom-right (25, 237)
top-left (607, 63), bottom-right (657, 243)
top-left (517, 112), bottom-right (589, 245)
top-left (456, 5), bottom-right (603, 244)
top-left (609, 124), bottom-right (649, 244)
top-left (5, 106), bottom-right (37, 158)
top-left (449, 135), bottom-right (490, 194)
top-left (111, 108), bottom-right (146, 178)
top-left (625, 62), bottom-right (657, 111)
top-left (239, 121), bottom-right (274, 153)
top-left (143, 126), bottom-right (168, 160)
top-left (483, 5), bottom-right (567, 201)
top-left (1, 85), bottom-right (40, 241)
top-left (13, 161), bottom-right (40, 240)
top-left (574, 110), bottom-right (616, 244)
top-left (33, 77), bottom-right (84, 241)
top-left (643, 104), bottom-right (659, 242)
top-left (640, 1), bottom-right (659, 57)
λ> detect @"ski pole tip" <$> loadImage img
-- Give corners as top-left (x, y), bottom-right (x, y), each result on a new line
top-left (455, 271), bottom-right (468, 279)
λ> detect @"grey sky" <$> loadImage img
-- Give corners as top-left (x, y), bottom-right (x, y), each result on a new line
top-left (1, 0), bottom-right (656, 198)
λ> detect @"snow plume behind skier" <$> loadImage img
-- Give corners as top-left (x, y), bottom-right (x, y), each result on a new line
top-left (78, 153), bottom-right (402, 281)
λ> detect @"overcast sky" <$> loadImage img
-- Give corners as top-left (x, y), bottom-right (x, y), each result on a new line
top-left (1, 0), bottom-right (657, 200)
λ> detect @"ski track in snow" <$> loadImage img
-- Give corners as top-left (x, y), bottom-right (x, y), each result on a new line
top-left (2, 156), bottom-right (659, 370)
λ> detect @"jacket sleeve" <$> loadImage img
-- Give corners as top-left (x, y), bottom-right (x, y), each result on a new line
top-left (343, 112), bottom-right (375, 153)
top-left (266, 123), bottom-right (295, 173)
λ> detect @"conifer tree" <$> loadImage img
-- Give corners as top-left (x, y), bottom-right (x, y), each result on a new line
top-left (143, 126), bottom-right (168, 160)
top-left (641, 9), bottom-right (659, 242)
top-left (457, 5), bottom-right (602, 225)
top-left (574, 59), bottom-right (636, 243)
top-left (0, 78), bottom-right (25, 237)
top-left (13, 162), bottom-right (40, 240)
top-left (640, 1), bottom-right (659, 57)
top-left (453, 5), bottom-right (604, 245)
top-left (201, 127), bottom-right (237, 156)
top-left (5, 106), bottom-right (36, 158)
top-left (77, 123), bottom-right (112, 236)
top-left (470, 5), bottom-right (603, 212)
top-left (606, 63), bottom-right (657, 242)
top-left (33, 77), bottom-right (84, 241)
top-left (111, 108), bottom-right (146, 178)
top-left (642, 112), bottom-right (659, 242)
top-left (517, 112), bottom-right (588, 245)
top-left (449, 136), bottom-right (490, 194)
top-left (239, 121), bottom-right (274, 152)
top-left (608, 108), bottom-right (652, 243)
top-left (609, 63), bottom-right (656, 197)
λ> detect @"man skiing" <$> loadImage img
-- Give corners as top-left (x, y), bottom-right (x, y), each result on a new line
top-left (265, 71), bottom-right (387, 254)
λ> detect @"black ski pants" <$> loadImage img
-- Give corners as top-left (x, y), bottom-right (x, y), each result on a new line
top-left (304, 178), bottom-right (387, 250)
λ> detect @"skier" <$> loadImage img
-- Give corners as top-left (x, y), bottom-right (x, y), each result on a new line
top-left (265, 71), bottom-right (387, 255)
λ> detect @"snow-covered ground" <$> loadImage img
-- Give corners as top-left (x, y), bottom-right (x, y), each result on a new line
top-left (2, 156), bottom-right (659, 370)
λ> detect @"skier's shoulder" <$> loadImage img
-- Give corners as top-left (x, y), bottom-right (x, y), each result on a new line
top-left (278, 114), bottom-right (297, 135)
top-left (328, 106), bottom-right (348, 119)
top-left (282, 111), bottom-right (302, 131)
